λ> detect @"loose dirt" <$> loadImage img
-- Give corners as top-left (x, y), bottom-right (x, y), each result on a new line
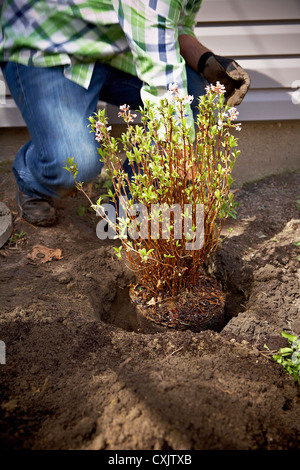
top-left (0, 162), bottom-right (299, 450)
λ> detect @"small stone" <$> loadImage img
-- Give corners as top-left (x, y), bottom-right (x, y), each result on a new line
top-left (127, 406), bottom-right (141, 420)
top-left (0, 202), bottom-right (13, 248)
top-left (276, 255), bottom-right (289, 265)
top-left (58, 273), bottom-right (72, 284)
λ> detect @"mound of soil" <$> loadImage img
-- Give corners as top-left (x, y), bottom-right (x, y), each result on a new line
top-left (0, 162), bottom-right (299, 450)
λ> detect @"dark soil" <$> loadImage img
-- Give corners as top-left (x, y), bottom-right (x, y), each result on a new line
top-left (0, 162), bottom-right (300, 450)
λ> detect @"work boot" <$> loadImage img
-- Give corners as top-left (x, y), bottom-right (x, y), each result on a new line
top-left (16, 188), bottom-right (57, 226)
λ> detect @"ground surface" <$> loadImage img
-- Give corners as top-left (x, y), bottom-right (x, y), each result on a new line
top-left (0, 162), bottom-right (300, 450)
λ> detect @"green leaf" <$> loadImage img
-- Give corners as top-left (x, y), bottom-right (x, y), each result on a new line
top-left (113, 246), bottom-right (123, 260)
top-left (102, 179), bottom-right (113, 189)
top-left (281, 331), bottom-right (298, 343)
top-left (77, 205), bottom-right (86, 216)
top-left (277, 347), bottom-right (293, 355)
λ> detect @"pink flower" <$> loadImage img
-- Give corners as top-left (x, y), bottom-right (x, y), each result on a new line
top-left (95, 121), bottom-right (111, 141)
top-left (206, 82), bottom-right (226, 96)
top-left (217, 118), bottom-right (223, 130)
top-left (168, 83), bottom-right (179, 95)
top-left (227, 107), bottom-right (239, 121)
top-left (182, 94), bottom-right (194, 105)
top-left (95, 131), bottom-right (104, 142)
top-left (167, 83), bottom-right (193, 106)
top-left (118, 104), bottom-right (137, 123)
top-left (119, 104), bottom-right (129, 111)
top-left (212, 81), bottom-right (226, 95)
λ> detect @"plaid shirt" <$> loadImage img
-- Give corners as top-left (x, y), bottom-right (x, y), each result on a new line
top-left (0, 0), bottom-right (202, 117)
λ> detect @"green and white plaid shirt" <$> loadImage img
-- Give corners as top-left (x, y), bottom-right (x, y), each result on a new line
top-left (0, 0), bottom-right (202, 115)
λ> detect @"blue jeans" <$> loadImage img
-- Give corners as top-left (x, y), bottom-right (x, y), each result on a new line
top-left (2, 61), bottom-right (208, 199)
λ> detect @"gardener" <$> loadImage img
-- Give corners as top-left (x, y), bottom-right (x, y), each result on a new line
top-left (0, 0), bottom-right (250, 227)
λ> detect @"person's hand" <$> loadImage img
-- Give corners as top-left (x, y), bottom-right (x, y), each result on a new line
top-left (198, 52), bottom-right (250, 106)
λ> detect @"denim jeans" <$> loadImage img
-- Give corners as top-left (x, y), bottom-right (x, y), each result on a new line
top-left (2, 61), bottom-right (208, 199)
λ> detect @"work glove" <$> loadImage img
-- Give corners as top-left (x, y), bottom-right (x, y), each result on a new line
top-left (198, 52), bottom-right (250, 106)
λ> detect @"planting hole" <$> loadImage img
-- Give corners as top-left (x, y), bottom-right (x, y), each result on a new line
top-left (95, 268), bottom-right (248, 334)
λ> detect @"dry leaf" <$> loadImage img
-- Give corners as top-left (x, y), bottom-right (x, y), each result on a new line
top-left (27, 244), bottom-right (63, 263)
top-left (147, 297), bottom-right (156, 306)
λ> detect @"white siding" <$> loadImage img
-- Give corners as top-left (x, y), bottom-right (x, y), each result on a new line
top-left (195, 24), bottom-right (300, 56)
top-left (195, 0), bottom-right (300, 121)
top-left (198, 0), bottom-right (300, 22)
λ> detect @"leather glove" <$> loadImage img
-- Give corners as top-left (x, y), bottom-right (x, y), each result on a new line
top-left (198, 52), bottom-right (250, 106)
